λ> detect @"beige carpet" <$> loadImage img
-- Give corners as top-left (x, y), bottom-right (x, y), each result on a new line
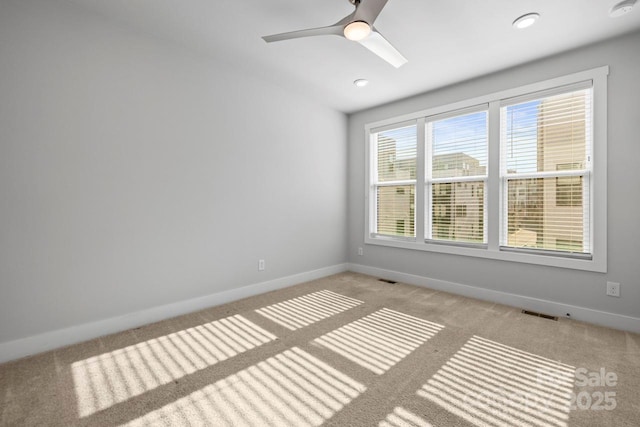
top-left (1, 272), bottom-right (639, 426)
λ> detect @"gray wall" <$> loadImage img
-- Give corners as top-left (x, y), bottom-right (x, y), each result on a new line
top-left (348, 30), bottom-right (640, 319)
top-left (0, 0), bottom-right (347, 344)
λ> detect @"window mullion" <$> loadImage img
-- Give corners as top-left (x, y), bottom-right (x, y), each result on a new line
top-left (424, 120), bottom-right (433, 240)
top-left (415, 118), bottom-right (426, 241)
top-left (369, 132), bottom-right (378, 235)
top-left (487, 100), bottom-right (501, 251)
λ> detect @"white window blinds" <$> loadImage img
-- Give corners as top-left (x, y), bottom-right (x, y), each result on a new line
top-left (427, 110), bottom-right (488, 244)
top-left (373, 124), bottom-right (417, 238)
top-left (500, 86), bottom-right (592, 255)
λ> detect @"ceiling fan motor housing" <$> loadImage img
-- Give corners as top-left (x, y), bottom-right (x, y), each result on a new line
top-left (262, 0), bottom-right (408, 68)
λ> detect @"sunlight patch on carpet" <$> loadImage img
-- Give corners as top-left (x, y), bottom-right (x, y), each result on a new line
top-left (123, 346), bottom-right (366, 426)
top-left (418, 335), bottom-right (575, 427)
top-left (255, 290), bottom-right (363, 330)
top-left (314, 308), bottom-right (444, 374)
top-left (379, 406), bottom-right (434, 427)
top-left (72, 315), bottom-right (276, 417)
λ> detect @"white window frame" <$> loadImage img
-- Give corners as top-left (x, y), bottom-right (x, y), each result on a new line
top-left (364, 66), bottom-right (608, 272)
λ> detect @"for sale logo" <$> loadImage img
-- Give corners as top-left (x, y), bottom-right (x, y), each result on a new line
top-left (458, 366), bottom-right (618, 415)
top-left (570, 367), bottom-right (618, 411)
top-left (536, 366), bottom-right (617, 411)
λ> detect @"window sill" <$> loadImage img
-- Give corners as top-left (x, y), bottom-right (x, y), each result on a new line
top-left (364, 235), bottom-right (606, 273)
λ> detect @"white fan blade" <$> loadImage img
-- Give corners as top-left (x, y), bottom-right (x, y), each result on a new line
top-left (263, 24), bottom-right (344, 43)
top-left (357, 29), bottom-right (407, 68)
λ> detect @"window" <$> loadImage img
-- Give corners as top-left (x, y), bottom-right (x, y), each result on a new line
top-left (371, 124), bottom-right (417, 239)
top-left (501, 86), bottom-right (591, 255)
top-left (365, 67), bottom-right (608, 272)
top-left (427, 110), bottom-right (487, 244)
top-left (455, 205), bottom-right (467, 217)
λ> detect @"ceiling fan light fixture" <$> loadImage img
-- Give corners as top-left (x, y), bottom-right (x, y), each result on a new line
top-left (344, 21), bottom-right (371, 41)
top-left (512, 13), bottom-right (540, 29)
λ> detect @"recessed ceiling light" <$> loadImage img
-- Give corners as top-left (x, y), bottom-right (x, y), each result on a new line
top-left (354, 79), bottom-right (369, 87)
top-left (513, 13), bottom-right (540, 29)
top-left (344, 21), bottom-right (371, 41)
top-left (610, 0), bottom-right (637, 17)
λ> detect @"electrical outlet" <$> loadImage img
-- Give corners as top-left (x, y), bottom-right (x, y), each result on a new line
top-left (258, 259), bottom-right (265, 271)
top-left (358, 247), bottom-right (363, 256)
top-left (606, 281), bottom-right (620, 297)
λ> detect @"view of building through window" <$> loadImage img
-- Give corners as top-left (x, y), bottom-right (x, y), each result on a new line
top-left (429, 111), bottom-right (487, 244)
top-left (371, 86), bottom-right (592, 256)
top-left (503, 89), bottom-right (590, 253)
top-left (375, 125), bottom-right (416, 237)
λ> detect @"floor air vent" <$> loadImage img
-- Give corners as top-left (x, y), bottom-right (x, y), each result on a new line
top-left (522, 309), bottom-right (558, 321)
top-left (378, 278), bottom-right (397, 284)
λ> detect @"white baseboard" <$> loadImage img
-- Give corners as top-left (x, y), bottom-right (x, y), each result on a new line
top-left (0, 263), bottom-right (348, 364)
top-left (348, 263), bottom-right (640, 333)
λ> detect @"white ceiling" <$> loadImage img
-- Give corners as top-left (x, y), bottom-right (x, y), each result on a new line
top-left (64, 0), bottom-right (640, 113)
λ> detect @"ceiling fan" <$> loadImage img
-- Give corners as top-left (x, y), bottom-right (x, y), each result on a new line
top-left (262, 0), bottom-right (407, 68)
